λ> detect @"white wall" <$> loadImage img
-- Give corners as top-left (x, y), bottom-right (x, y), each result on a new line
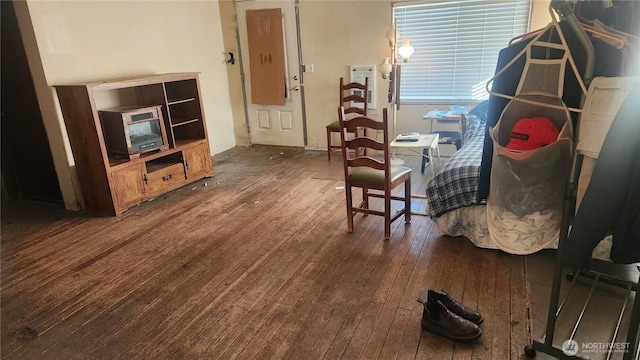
top-left (17, 0), bottom-right (234, 210)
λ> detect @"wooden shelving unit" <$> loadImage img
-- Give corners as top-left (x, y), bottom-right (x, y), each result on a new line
top-left (55, 73), bottom-right (214, 215)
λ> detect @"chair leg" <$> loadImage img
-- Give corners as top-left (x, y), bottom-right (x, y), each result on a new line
top-left (327, 128), bottom-right (333, 161)
top-left (384, 191), bottom-right (391, 240)
top-left (345, 184), bottom-right (354, 233)
top-left (404, 178), bottom-right (412, 224)
top-left (362, 188), bottom-right (369, 209)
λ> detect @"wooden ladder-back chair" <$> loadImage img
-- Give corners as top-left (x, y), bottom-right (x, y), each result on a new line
top-left (326, 77), bottom-right (369, 161)
top-left (338, 107), bottom-right (412, 239)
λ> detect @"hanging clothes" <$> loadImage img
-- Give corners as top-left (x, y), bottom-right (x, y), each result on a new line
top-left (562, 82), bottom-right (640, 269)
top-left (574, 0), bottom-right (640, 37)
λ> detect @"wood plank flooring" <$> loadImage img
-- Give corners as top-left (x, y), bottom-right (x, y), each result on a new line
top-left (1, 147), bottom-right (531, 359)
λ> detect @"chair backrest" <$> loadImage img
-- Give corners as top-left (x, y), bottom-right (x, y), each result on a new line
top-left (340, 77), bottom-right (369, 118)
top-left (338, 106), bottom-right (390, 177)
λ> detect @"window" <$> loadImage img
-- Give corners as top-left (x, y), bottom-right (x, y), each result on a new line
top-left (394, 0), bottom-right (531, 102)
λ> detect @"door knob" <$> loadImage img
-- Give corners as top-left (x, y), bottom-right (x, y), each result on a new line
top-left (292, 86), bottom-right (300, 91)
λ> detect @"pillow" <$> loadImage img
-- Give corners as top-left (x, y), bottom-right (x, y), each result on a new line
top-left (468, 100), bottom-right (489, 123)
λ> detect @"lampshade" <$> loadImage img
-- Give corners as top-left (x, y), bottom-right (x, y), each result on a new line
top-left (385, 27), bottom-right (397, 48)
top-left (378, 57), bottom-right (393, 79)
top-left (398, 39), bottom-right (415, 62)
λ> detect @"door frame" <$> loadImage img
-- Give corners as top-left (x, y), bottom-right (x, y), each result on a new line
top-left (1, 0), bottom-right (63, 204)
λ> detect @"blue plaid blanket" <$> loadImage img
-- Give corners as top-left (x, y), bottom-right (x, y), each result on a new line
top-left (426, 121), bottom-right (485, 218)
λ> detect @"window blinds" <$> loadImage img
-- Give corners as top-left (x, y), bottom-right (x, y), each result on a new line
top-left (394, 0), bottom-right (531, 102)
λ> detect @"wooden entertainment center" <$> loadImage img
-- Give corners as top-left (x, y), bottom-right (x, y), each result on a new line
top-left (55, 73), bottom-right (214, 215)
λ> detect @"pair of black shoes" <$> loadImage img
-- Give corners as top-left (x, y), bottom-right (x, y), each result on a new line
top-left (417, 289), bottom-right (483, 342)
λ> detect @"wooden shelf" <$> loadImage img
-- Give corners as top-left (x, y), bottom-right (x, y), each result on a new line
top-left (174, 138), bottom-right (207, 148)
top-left (171, 118), bottom-right (200, 127)
top-left (167, 98), bottom-right (196, 106)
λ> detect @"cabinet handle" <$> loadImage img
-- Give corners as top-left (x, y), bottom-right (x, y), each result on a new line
top-left (185, 161), bottom-right (189, 169)
top-left (143, 174), bottom-right (148, 184)
top-left (162, 174), bottom-right (173, 181)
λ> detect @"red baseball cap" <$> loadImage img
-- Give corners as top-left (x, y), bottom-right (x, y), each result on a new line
top-left (505, 117), bottom-right (559, 151)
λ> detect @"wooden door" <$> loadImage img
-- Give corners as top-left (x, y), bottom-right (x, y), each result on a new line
top-left (236, 0), bottom-right (305, 147)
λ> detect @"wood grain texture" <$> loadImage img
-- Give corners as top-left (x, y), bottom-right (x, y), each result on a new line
top-left (1, 147), bottom-right (531, 359)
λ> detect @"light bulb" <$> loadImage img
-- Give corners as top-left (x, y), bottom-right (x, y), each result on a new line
top-left (398, 39), bottom-right (415, 63)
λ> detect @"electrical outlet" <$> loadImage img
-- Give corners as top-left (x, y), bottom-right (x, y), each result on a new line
top-left (304, 64), bottom-right (314, 73)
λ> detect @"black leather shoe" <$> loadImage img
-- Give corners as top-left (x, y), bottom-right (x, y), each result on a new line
top-left (417, 299), bottom-right (482, 342)
top-left (427, 289), bottom-right (484, 325)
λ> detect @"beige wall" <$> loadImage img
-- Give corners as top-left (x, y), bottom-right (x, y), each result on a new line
top-left (17, 0), bottom-right (234, 210)
top-left (297, 1), bottom-right (393, 150)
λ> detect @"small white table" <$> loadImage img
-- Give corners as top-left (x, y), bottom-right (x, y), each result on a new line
top-left (423, 109), bottom-right (463, 129)
top-left (390, 133), bottom-right (441, 177)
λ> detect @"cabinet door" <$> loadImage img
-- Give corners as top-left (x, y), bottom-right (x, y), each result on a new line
top-left (183, 142), bottom-right (213, 179)
top-left (110, 164), bottom-right (146, 213)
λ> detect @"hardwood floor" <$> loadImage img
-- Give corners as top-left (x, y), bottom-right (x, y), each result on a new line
top-left (1, 147), bottom-right (530, 359)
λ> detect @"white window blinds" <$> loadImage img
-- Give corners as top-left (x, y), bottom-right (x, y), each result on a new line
top-left (394, 0), bottom-right (531, 102)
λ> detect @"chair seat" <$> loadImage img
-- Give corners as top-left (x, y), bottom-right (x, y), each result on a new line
top-left (328, 120), bottom-right (358, 132)
top-left (327, 121), bottom-right (341, 131)
top-left (350, 165), bottom-right (412, 186)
